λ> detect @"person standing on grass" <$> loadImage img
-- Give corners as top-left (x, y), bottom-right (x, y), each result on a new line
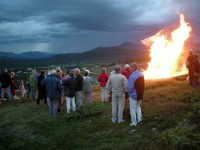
top-left (20, 81), bottom-right (26, 98)
top-left (10, 72), bottom-right (19, 100)
top-left (41, 69), bottom-right (62, 118)
top-left (63, 70), bottom-right (77, 113)
top-left (36, 70), bottom-right (47, 105)
top-left (29, 70), bottom-right (37, 100)
top-left (98, 67), bottom-right (109, 103)
top-left (74, 68), bottom-right (83, 108)
top-left (186, 49), bottom-right (199, 87)
top-left (106, 65), bottom-right (128, 124)
top-left (128, 62), bottom-right (144, 127)
top-left (83, 70), bottom-right (94, 104)
top-left (0, 68), bottom-right (12, 100)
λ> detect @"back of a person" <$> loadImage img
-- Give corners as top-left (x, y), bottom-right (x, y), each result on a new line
top-left (64, 78), bottom-right (77, 97)
top-left (43, 75), bottom-right (61, 99)
top-left (1, 72), bottom-right (11, 88)
top-left (98, 72), bottom-right (109, 87)
top-left (83, 76), bottom-right (93, 92)
top-left (29, 74), bottom-right (36, 87)
top-left (109, 73), bottom-right (126, 92)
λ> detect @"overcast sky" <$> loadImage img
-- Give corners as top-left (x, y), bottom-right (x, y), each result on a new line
top-left (0, 0), bottom-right (199, 53)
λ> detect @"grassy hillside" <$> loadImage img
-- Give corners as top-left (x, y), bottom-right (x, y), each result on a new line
top-left (0, 77), bottom-right (200, 150)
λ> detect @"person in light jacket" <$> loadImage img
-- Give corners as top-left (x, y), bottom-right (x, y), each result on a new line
top-left (128, 62), bottom-right (144, 127)
top-left (106, 65), bottom-right (128, 124)
top-left (83, 70), bottom-right (94, 104)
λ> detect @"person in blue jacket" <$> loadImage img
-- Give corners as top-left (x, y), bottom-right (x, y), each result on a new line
top-left (128, 62), bottom-right (144, 127)
top-left (41, 69), bottom-right (62, 118)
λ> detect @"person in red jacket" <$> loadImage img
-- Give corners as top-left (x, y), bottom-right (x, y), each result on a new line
top-left (98, 67), bottom-right (109, 102)
top-left (121, 64), bottom-right (131, 79)
top-left (121, 64), bottom-right (131, 99)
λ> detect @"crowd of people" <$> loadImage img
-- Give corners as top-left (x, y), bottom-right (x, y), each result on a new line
top-left (0, 48), bottom-right (199, 126)
top-left (0, 62), bottom-right (146, 127)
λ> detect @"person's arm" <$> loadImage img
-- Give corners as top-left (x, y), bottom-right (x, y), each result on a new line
top-left (98, 75), bottom-right (101, 82)
top-left (122, 76), bottom-right (128, 92)
top-left (128, 76), bottom-right (134, 94)
top-left (106, 76), bottom-right (111, 91)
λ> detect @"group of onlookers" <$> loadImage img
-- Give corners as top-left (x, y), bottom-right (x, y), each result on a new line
top-left (0, 62), bottom-right (145, 127)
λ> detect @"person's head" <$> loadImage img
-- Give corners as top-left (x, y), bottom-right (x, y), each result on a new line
top-left (113, 65), bottom-right (121, 73)
top-left (102, 67), bottom-right (106, 73)
top-left (10, 72), bottom-right (15, 77)
top-left (69, 71), bottom-right (74, 78)
top-left (84, 70), bottom-right (90, 76)
top-left (21, 81), bottom-right (24, 85)
top-left (41, 70), bottom-right (46, 76)
top-left (56, 67), bottom-right (62, 77)
top-left (62, 73), bottom-right (66, 77)
top-left (4, 68), bottom-right (8, 73)
top-left (74, 68), bottom-right (81, 76)
top-left (124, 64), bottom-right (130, 69)
top-left (129, 62), bottom-right (138, 72)
top-left (50, 69), bottom-right (56, 75)
top-left (32, 70), bottom-right (36, 75)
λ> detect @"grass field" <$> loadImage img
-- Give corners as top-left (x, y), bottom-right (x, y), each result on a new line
top-left (0, 77), bottom-right (200, 150)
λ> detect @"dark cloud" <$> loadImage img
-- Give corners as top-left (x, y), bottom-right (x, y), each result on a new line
top-left (0, 0), bottom-right (199, 53)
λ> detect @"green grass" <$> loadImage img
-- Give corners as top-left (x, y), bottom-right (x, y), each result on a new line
top-left (0, 78), bottom-right (200, 150)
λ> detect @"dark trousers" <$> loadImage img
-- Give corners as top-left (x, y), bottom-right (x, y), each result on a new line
top-left (37, 88), bottom-right (47, 104)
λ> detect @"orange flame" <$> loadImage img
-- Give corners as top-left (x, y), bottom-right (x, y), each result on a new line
top-left (142, 14), bottom-right (192, 79)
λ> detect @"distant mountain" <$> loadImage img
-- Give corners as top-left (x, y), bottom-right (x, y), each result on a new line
top-left (0, 46), bottom-right (150, 68)
top-left (0, 51), bottom-right (55, 60)
top-left (118, 42), bottom-right (147, 51)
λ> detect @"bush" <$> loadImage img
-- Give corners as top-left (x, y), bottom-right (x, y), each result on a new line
top-left (65, 102), bottom-right (106, 120)
top-left (156, 127), bottom-right (200, 149)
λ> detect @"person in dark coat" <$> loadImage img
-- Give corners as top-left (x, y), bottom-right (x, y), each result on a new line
top-left (41, 69), bottom-right (62, 118)
top-left (186, 50), bottom-right (199, 86)
top-left (63, 70), bottom-right (78, 113)
top-left (36, 70), bottom-right (47, 105)
top-left (1, 68), bottom-right (12, 100)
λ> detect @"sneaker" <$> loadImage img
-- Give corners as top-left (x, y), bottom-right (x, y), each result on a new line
top-left (3, 98), bottom-right (7, 101)
top-left (130, 123), bottom-right (137, 127)
top-left (13, 96), bottom-right (19, 100)
top-left (138, 121), bottom-right (143, 125)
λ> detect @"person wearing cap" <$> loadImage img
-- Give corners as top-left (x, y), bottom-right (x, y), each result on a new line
top-left (83, 70), bottom-right (94, 103)
top-left (186, 49), bottom-right (199, 86)
top-left (98, 67), bottom-right (109, 103)
top-left (106, 65), bottom-right (128, 124)
top-left (128, 62), bottom-right (144, 127)
top-left (41, 69), bottom-right (62, 118)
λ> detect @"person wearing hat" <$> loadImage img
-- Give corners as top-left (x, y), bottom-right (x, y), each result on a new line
top-left (106, 65), bottom-right (128, 124)
top-left (186, 49), bottom-right (199, 86)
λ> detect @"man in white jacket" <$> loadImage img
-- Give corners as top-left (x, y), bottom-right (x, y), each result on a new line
top-left (106, 65), bottom-right (128, 124)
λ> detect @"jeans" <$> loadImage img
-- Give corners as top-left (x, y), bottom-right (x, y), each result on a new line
top-left (101, 87), bottom-right (107, 102)
top-left (1, 86), bottom-right (12, 100)
top-left (111, 91), bottom-right (125, 123)
top-left (30, 87), bottom-right (36, 100)
top-left (83, 92), bottom-right (92, 104)
top-left (75, 91), bottom-right (83, 108)
top-left (129, 97), bottom-right (142, 126)
top-left (66, 97), bottom-right (76, 113)
top-left (48, 98), bottom-right (59, 118)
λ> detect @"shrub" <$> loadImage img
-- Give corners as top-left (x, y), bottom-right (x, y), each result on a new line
top-left (156, 127), bottom-right (200, 149)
